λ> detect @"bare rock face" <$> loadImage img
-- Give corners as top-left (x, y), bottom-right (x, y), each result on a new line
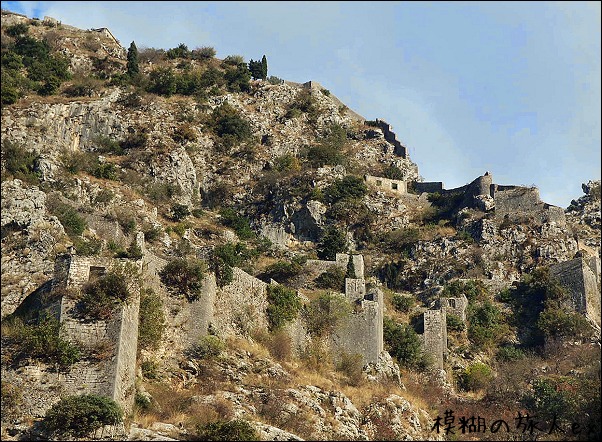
top-left (150, 147), bottom-right (199, 206)
top-left (291, 200), bottom-right (327, 241)
top-left (1, 180), bottom-right (66, 317)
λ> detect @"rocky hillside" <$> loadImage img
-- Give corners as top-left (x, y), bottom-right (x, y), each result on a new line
top-left (1, 10), bottom-right (600, 441)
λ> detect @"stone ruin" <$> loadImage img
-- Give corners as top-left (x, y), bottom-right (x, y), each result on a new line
top-left (329, 254), bottom-right (384, 366)
top-left (4, 245), bottom-right (143, 423)
top-left (364, 171), bottom-right (566, 227)
top-left (421, 293), bottom-right (469, 370)
top-left (549, 253), bottom-right (601, 330)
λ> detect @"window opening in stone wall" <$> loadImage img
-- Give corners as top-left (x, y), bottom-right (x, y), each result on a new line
top-left (89, 266), bottom-right (106, 282)
top-left (376, 180), bottom-right (382, 186)
top-left (392, 183), bottom-right (398, 190)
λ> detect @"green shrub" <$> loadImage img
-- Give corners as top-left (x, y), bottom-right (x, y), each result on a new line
top-left (73, 237), bottom-right (102, 256)
top-left (1, 381), bottom-right (22, 416)
top-left (143, 225), bottom-right (162, 242)
top-left (212, 242), bottom-right (255, 287)
top-left (306, 144), bottom-right (345, 168)
top-left (6, 314), bottom-right (80, 367)
top-left (135, 391), bottom-right (152, 410)
top-left (266, 284), bottom-right (301, 331)
top-left (160, 258), bottom-right (206, 301)
top-left (315, 267), bottom-right (345, 291)
top-left (305, 292), bottom-right (352, 337)
top-left (324, 175), bottom-right (368, 204)
top-left (141, 360), bottom-right (159, 379)
top-left (119, 130), bottom-right (148, 150)
top-left (467, 300), bottom-right (510, 351)
top-left (461, 362), bottom-right (494, 392)
top-left (195, 335), bottom-right (225, 359)
top-left (287, 89), bottom-right (319, 120)
top-left (44, 394), bottom-right (122, 438)
top-left (442, 279), bottom-right (489, 303)
top-left (167, 43), bottom-right (190, 59)
top-left (115, 240), bottom-right (142, 259)
top-left (94, 189), bottom-right (114, 204)
top-left (267, 75), bottom-right (283, 85)
top-left (263, 260), bottom-right (302, 283)
top-left (46, 197), bottom-right (87, 237)
top-left (383, 317), bottom-right (425, 369)
top-left (5, 23), bottom-right (29, 37)
top-left (446, 313), bottom-right (465, 332)
top-left (207, 103), bottom-right (253, 150)
top-left (118, 215), bottom-right (137, 236)
top-left (147, 67), bottom-right (177, 96)
top-left (170, 203), bottom-right (191, 222)
top-left (80, 272), bottom-right (132, 319)
top-left (138, 288), bottom-right (165, 351)
top-left (2, 139), bottom-right (40, 184)
top-left (92, 136), bottom-right (123, 155)
top-left (92, 162), bottom-right (118, 180)
top-left (317, 226), bottom-right (347, 260)
top-left (225, 64), bottom-right (251, 92)
top-left (219, 208), bottom-right (255, 239)
top-left (537, 307), bottom-right (592, 340)
top-left (392, 294), bottom-right (414, 313)
top-left (196, 419), bottom-right (259, 441)
top-left (382, 164), bottom-right (404, 180)
top-left (191, 46), bottom-right (216, 59)
top-left (496, 345), bottom-right (525, 362)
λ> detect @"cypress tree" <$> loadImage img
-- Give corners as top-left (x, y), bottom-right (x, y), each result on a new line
top-left (261, 55), bottom-right (268, 80)
top-left (126, 41), bottom-right (139, 77)
top-left (346, 255), bottom-right (356, 278)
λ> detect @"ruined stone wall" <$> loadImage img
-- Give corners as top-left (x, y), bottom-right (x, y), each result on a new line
top-left (550, 256), bottom-right (601, 327)
top-left (493, 186), bottom-right (541, 218)
top-left (345, 278), bottom-right (366, 302)
top-left (441, 294), bottom-right (468, 322)
top-left (413, 182), bottom-right (444, 194)
top-left (423, 309), bottom-right (447, 370)
top-left (306, 258), bottom-right (346, 276)
top-left (375, 119), bottom-right (407, 158)
top-left (50, 254), bottom-right (142, 413)
top-left (183, 274), bottom-right (217, 347)
top-left (213, 267), bottom-right (268, 336)
top-left (365, 174), bottom-right (407, 194)
top-left (331, 296), bottom-right (383, 366)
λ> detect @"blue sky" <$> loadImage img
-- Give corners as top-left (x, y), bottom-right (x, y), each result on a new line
top-left (3, 1), bottom-right (600, 208)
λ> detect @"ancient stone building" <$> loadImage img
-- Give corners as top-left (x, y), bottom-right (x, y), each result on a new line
top-left (365, 174), bottom-right (407, 194)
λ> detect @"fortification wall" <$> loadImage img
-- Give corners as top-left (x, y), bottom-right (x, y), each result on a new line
top-left (493, 186), bottom-right (541, 217)
top-left (213, 267), bottom-right (268, 336)
top-left (183, 274), bottom-right (217, 347)
top-left (550, 256), bottom-right (601, 327)
top-left (110, 296), bottom-right (139, 413)
top-left (331, 297), bottom-right (383, 366)
top-left (306, 258), bottom-right (346, 275)
top-left (375, 119), bottom-right (407, 158)
top-left (423, 309), bottom-right (447, 370)
top-left (413, 182), bottom-right (444, 194)
top-left (344, 278), bottom-right (366, 302)
top-left (441, 294), bottom-right (468, 322)
top-left (365, 174), bottom-right (407, 194)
